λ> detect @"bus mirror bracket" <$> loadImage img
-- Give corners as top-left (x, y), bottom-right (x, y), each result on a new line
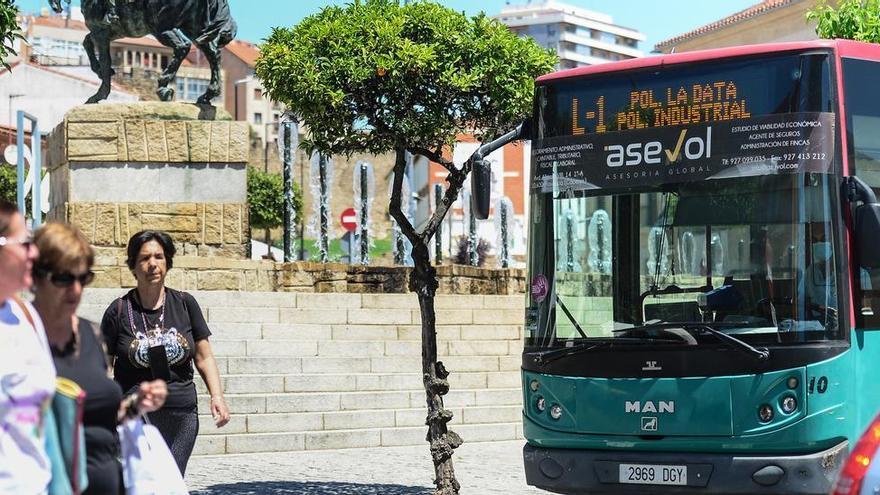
top-left (846, 176), bottom-right (880, 269)
top-left (468, 119), bottom-right (530, 220)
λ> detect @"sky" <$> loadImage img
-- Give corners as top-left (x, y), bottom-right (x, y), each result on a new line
top-left (15, 0), bottom-right (764, 52)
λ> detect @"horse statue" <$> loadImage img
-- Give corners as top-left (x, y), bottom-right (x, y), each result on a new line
top-left (48, 0), bottom-right (236, 105)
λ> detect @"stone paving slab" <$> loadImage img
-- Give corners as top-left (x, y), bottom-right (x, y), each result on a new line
top-left (187, 440), bottom-right (542, 494)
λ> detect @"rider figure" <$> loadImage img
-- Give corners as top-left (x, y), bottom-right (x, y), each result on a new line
top-left (103, 0), bottom-right (119, 25)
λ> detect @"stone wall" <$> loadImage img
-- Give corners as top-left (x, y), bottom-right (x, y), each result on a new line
top-left (46, 102), bottom-right (249, 258)
top-left (71, 202), bottom-right (248, 259)
top-left (47, 103), bottom-right (245, 165)
top-left (92, 256), bottom-right (526, 295)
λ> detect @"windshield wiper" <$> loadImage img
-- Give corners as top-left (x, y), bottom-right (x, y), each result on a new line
top-left (556, 295), bottom-right (588, 338)
top-left (535, 336), bottom-right (685, 366)
top-left (614, 322), bottom-right (770, 362)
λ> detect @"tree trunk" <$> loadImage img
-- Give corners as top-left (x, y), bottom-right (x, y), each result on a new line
top-left (389, 147), bottom-right (462, 495)
top-left (413, 243), bottom-right (461, 495)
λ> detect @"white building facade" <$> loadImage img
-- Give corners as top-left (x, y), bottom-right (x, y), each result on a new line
top-left (0, 63), bottom-right (137, 130)
top-left (494, 1), bottom-right (645, 69)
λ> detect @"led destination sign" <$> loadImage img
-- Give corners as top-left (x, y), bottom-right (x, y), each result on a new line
top-left (532, 112), bottom-right (835, 193)
top-left (572, 81), bottom-right (753, 136)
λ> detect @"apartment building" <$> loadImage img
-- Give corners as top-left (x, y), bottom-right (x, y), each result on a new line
top-left (223, 40), bottom-right (284, 145)
top-left (495, 0), bottom-right (645, 69)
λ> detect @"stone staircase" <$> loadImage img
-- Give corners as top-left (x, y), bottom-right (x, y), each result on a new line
top-left (79, 290), bottom-right (525, 454)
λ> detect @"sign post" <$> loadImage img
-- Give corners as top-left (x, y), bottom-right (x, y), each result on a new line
top-left (15, 110), bottom-right (43, 228)
top-left (341, 207), bottom-right (357, 263)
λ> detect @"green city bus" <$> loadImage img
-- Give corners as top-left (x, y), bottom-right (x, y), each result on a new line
top-left (521, 40), bottom-right (880, 494)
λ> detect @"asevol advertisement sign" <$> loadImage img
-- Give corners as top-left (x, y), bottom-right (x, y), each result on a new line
top-left (531, 112), bottom-right (835, 193)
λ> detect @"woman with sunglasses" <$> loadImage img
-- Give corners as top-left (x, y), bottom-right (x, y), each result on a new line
top-left (31, 222), bottom-right (168, 495)
top-left (0, 200), bottom-right (55, 495)
top-left (101, 230), bottom-right (229, 476)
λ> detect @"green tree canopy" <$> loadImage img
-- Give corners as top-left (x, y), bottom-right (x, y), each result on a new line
top-left (247, 166), bottom-right (302, 230)
top-left (808, 0), bottom-right (880, 41)
top-left (256, 0), bottom-right (556, 158)
top-left (1, 0), bottom-right (21, 69)
top-left (256, 4), bottom-right (554, 492)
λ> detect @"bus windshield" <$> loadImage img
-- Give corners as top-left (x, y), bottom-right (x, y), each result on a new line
top-left (526, 51), bottom-right (844, 349)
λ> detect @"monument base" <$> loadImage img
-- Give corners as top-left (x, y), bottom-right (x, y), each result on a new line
top-left (46, 102), bottom-right (249, 258)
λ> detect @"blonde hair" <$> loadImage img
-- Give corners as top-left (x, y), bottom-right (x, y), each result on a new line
top-left (34, 222), bottom-right (94, 274)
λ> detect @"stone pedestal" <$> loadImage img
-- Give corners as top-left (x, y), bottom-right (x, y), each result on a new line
top-left (46, 102), bottom-right (250, 260)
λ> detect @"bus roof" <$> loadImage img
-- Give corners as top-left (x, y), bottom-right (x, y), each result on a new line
top-left (536, 39), bottom-right (880, 83)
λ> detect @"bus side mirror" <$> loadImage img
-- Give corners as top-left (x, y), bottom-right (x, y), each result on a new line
top-left (847, 176), bottom-right (880, 269)
top-left (471, 159), bottom-right (491, 220)
top-left (856, 203), bottom-right (880, 269)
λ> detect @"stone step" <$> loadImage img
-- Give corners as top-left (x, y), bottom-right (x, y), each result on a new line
top-left (196, 405), bottom-right (523, 436)
top-left (195, 371), bottom-right (521, 394)
top-left (215, 355), bottom-right (522, 375)
top-left (206, 323), bottom-right (523, 342)
top-left (193, 421), bottom-right (524, 455)
top-left (196, 388), bottom-right (523, 414)
top-left (209, 339), bottom-right (522, 358)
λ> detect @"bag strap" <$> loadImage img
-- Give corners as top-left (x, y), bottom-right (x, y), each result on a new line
top-left (11, 296), bottom-right (36, 332)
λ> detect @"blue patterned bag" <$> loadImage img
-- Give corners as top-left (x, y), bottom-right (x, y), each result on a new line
top-left (45, 377), bottom-right (89, 495)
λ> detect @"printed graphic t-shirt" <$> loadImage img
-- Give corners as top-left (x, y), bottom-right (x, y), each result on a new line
top-left (0, 298), bottom-right (56, 495)
top-left (101, 288), bottom-right (211, 409)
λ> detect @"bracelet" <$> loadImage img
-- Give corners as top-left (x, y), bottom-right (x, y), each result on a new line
top-left (210, 396), bottom-right (223, 403)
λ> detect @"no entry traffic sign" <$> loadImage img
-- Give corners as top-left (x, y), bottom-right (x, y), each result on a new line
top-left (340, 207), bottom-right (357, 232)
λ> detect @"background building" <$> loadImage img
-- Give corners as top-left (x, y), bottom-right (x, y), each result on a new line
top-left (222, 40), bottom-right (284, 144)
top-left (495, 0), bottom-right (645, 69)
top-left (18, 10), bottom-right (89, 66)
top-left (0, 62), bottom-right (137, 130)
top-left (654, 0), bottom-right (832, 54)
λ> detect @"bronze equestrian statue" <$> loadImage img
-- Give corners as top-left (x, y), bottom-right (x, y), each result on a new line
top-left (48, 0), bottom-right (236, 105)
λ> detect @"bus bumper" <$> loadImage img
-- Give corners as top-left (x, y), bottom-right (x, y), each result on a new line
top-left (523, 440), bottom-right (848, 494)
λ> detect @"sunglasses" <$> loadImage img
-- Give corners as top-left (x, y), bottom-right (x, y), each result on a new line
top-left (0, 235), bottom-right (34, 250)
top-left (37, 269), bottom-right (96, 288)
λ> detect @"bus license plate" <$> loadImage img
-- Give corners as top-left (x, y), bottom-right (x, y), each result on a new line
top-left (619, 464), bottom-right (687, 485)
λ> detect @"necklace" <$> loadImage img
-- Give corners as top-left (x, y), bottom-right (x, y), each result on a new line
top-left (127, 289), bottom-right (166, 333)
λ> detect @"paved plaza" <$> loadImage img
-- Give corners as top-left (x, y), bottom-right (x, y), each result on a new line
top-left (186, 440), bottom-right (543, 494)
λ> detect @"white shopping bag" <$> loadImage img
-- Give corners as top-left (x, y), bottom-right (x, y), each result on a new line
top-left (117, 418), bottom-right (189, 495)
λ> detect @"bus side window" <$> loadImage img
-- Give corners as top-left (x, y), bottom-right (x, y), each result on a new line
top-left (843, 58), bottom-right (880, 328)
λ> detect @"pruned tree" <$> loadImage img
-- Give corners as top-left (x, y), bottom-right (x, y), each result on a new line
top-left (1, 0), bottom-right (21, 69)
top-left (247, 166), bottom-right (302, 255)
top-left (808, 0), bottom-right (880, 41)
top-left (256, 1), bottom-right (555, 492)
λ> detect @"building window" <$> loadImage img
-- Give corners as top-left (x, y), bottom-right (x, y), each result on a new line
top-left (254, 112), bottom-right (263, 124)
top-left (254, 88), bottom-right (262, 100)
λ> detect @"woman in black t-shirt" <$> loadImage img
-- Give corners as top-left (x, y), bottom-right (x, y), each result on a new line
top-left (32, 222), bottom-right (167, 495)
top-left (101, 230), bottom-right (230, 475)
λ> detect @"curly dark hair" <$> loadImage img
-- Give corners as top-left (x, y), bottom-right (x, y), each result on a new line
top-left (126, 230), bottom-right (176, 270)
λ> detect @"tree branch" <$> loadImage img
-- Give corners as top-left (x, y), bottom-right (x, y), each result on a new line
top-left (408, 146), bottom-right (455, 171)
top-left (418, 158), bottom-right (473, 242)
top-left (389, 147), bottom-right (424, 247)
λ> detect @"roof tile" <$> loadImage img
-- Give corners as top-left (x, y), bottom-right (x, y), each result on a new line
top-left (655, 0), bottom-right (794, 50)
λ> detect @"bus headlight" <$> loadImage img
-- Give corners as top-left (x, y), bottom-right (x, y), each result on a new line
top-left (780, 396), bottom-right (797, 414)
top-left (787, 377), bottom-right (799, 389)
top-left (758, 404), bottom-right (774, 423)
top-left (550, 404), bottom-right (563, 420)
top-left (530, 380), bottom-right (540, 392)
top-left (536, 396), bottom-right (546, 412)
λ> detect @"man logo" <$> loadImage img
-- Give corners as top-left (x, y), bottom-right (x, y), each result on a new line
top-left (625, 401), bottom-right (675, 414)
top-left (641, 417), bottom-right (658, 432)
top-left (604, 127), bottom-right (712, 167)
